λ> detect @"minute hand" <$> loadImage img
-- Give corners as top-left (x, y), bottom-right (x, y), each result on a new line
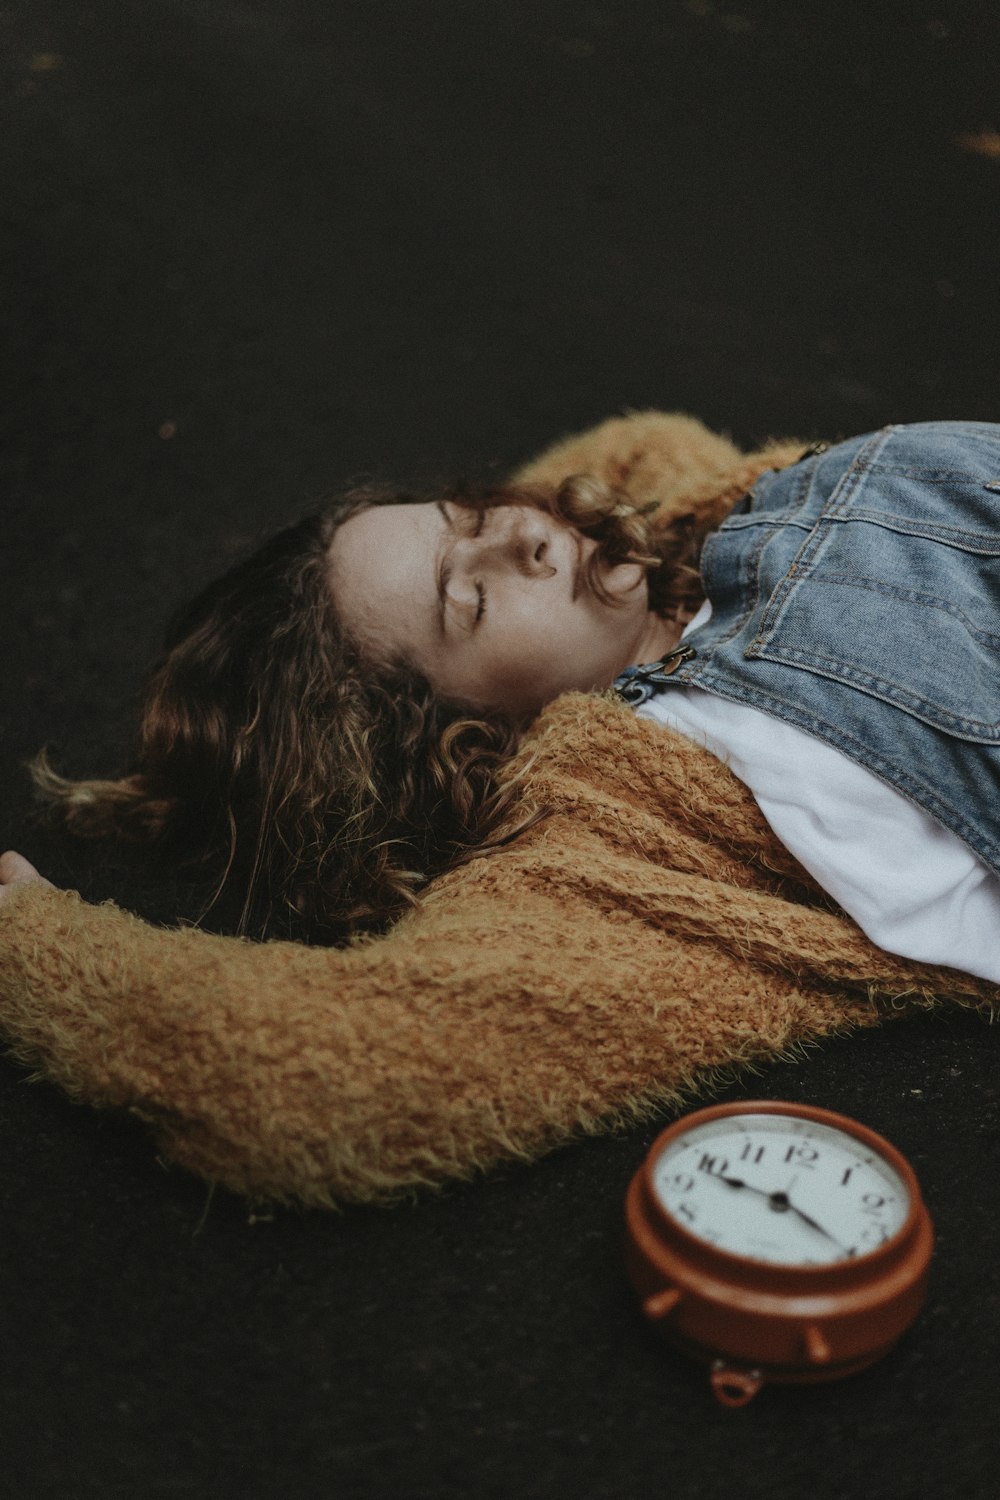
top-left (717, 1174), bottom-right (852, 1255)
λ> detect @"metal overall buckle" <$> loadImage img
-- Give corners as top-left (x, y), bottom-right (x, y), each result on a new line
top-left (614, 644), bottom-right (698, 707)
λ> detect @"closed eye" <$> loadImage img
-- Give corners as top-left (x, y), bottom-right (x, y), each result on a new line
top-left (475, 581), bottom-right (486, 622)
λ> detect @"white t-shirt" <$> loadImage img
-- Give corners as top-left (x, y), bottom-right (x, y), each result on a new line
top-left (634, 605), bottom-right (1000, 984)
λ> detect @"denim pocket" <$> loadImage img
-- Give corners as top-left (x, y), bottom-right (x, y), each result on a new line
top-left (744, 423), bottom-right (1000, 743)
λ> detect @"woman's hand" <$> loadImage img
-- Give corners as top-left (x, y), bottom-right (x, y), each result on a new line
top-left (0, 850), bottom-right (55, 905)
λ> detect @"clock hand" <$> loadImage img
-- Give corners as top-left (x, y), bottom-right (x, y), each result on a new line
top-left (715, 1173), bottom-right (773, 1200)
top-left (779, 1198), bottom-right (853, 1255)
top-left (714, 1175), bottom-right (853, 1256)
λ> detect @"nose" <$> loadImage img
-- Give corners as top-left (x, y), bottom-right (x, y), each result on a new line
top-left (453, 506), bottom-right (557, 579)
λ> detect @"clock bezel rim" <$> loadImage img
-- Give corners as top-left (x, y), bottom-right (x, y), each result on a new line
top-left (638, 1098), bottom-right (926, 1283)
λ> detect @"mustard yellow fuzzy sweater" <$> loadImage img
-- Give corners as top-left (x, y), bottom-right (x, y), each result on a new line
top-left (0, 412), bottom-right (995, 1208)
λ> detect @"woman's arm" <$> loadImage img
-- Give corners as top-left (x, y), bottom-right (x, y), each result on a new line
top-left (511, 409), bottom-right (808, 523)
top-left (2, 703), bottom-right (985, 1210)
top-left (0, 848), bottom-right (866, 1211)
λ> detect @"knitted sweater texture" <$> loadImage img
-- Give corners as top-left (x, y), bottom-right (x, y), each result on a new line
top-left (0, 413), bottom-right (995, 1207)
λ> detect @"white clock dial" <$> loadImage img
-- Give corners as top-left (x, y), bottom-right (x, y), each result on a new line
top-left (650, 1111), bottom-right (912, 1266)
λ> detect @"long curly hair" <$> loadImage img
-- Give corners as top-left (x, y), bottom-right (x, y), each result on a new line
top-left (29, 474), bottom-right (706, 943)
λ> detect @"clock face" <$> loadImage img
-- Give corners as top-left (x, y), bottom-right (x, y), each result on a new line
top-left (650, 1111), bottom-right (912, 1266)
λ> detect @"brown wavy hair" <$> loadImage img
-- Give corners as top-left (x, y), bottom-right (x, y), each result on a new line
top-left (29, 474), bottom-right (704, 943)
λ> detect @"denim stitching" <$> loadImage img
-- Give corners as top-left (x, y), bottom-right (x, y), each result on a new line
top-left (749, 648), bottom-right (1000, 736)
top-left (792, 571), bottom-right (1000, 647)
top-left (825, 509), bottom-right (1000, 552)
top-left (751, 430), bottom-right (892, 645)
top-left (866, 464), bottom-right (1000, 481)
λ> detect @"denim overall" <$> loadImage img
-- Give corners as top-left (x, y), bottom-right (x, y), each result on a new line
top-left (613, 422), bottom-right (1000, 878)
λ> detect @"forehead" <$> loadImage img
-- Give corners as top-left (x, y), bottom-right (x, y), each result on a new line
top-left (333, 499), bottom-right (439, 562)
top-left (326, 500), bottom-right (444, 647)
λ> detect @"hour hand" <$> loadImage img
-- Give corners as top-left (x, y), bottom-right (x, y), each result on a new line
top-left (716, 1174), bottom-right (767, 1198)
top-left (715, 1175), bottom-right (851, 1254)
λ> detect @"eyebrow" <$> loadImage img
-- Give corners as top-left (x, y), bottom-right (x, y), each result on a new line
top-left (434, 500), bottom-right (453, 637)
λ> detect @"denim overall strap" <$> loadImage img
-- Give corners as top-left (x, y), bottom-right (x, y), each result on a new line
top-left (615, 422), bottom-right (1000, 877)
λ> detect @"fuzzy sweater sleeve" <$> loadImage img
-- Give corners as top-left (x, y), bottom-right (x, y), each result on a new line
top-left (511, 408), bottom-right (809, 530)
top-left (0, 700), bottom-right (991, 1209)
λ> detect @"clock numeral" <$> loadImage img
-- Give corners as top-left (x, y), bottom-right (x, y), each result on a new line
top-left (697, 1152), bottom-right (730, 1177)
top-left (671, 1173), bottom-right (695, 1194)
top-left (840, 1167), bottom-right (854, 1187)
top-left (739, 1142), bottom-right (766, 1165)
top-left (676, 1201), bottom-right (697, 1225)
top-left (861, 1192), bottom-right (890, 1214)
top-left (856, 1222), bottom-right (892, 1249)
top-left (783, 1144), bottom-right (818, 1167)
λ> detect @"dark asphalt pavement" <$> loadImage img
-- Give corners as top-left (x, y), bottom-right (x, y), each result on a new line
top-left (2, 3), bottom-right (1000, 1496)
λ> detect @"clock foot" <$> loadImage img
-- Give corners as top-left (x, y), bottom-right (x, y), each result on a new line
top-left (710, 1361), bottom-right (764, 1407)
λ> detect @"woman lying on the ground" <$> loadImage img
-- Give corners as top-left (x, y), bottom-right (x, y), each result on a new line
top-left (0, 411), bottom-right (997, 1207)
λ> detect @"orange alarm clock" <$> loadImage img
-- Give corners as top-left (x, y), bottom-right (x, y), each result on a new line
top-left (625, 1100), bottom-right (934, 1405)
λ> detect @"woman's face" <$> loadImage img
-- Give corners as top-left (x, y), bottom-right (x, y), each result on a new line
top-left (327, 499), bottom-right (676, 715)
